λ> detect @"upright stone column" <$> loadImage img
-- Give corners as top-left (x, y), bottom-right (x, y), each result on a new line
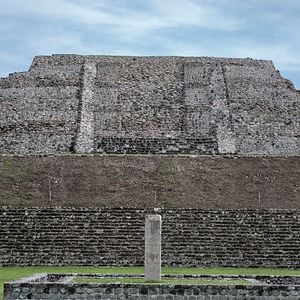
top-left (145, 214), bottom-right (161, 281)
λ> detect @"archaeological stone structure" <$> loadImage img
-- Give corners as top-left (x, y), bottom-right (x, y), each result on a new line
top-left (0, 54), bottom-right (299, 155)
top-left (0, 208), bottom-right (299, 267)
top-left (0, 55), bottom-right (299, 270)
top-left (4, 273), bottom-right (300, 300)
top-left (145, 214), bottom-right (161, 281)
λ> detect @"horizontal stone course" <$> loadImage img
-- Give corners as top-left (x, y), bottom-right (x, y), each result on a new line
top-left (0, 208), bottom-right (299, 267)
top-left (96, 137), bottom-right (217, 154)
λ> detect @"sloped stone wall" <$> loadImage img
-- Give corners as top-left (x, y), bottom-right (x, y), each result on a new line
top-left (0, 55), bottom-right (299, 155)
top-left (0, 208), bottom-right (299, 267)
top-left (0, 57), bottom-right (83, 154)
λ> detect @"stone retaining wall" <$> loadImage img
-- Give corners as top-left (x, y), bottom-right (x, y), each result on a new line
top-left (0, 208), bottom-right (299, 267)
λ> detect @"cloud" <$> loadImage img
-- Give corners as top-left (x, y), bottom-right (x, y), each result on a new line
top-left (228, 44), bottom-right (300, 72)
top-left (152, 0), bottom-right (243, 31)
top-left (1, 0), bottom-right (113, 24)
top-left (0, 0), bottom-right (244, 40)
top-left (0, 0), bottom-right (299, 88)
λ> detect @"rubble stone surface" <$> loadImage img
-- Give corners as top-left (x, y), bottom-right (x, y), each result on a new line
top-left (1, 55), bottom-right (299, 155)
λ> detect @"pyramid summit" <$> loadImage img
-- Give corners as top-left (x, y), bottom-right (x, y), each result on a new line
top-left (0, 54), bottom-right (299, 155)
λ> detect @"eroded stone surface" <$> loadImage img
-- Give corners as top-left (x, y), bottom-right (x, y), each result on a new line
top-left (1, 55), bottom-right (299, 155)
top-left (145, 214), bottom-right (161, 281)
top-left (4, 273), bottom-right (300, 300)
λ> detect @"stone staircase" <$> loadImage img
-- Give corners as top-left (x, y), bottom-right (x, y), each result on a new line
top-left (0, 208), bottom-right (299, 267)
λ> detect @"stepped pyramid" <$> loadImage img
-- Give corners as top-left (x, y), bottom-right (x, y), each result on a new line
top-left (0, 55), bottom-right (299, 267)
top-left (0, 55), bottom-right (299, 155)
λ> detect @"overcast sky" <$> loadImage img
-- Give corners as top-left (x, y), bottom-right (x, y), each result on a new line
top-left (0, 0), bottom-right (300, 88)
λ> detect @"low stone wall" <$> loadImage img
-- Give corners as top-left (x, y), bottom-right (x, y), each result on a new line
top-left (4, 274), bottom-right (300, 300)
top-left (0, 208), bottom-right (299, 267)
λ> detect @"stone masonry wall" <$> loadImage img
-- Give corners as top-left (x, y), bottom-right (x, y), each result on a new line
top-left (0, 56), bottom-right (83, 154)
top-left (0, 208), bottom-right (299, 267)
top-left (5, 279), bottom-right (300, 300)
top-left (0, 55), bottom-right (299, 155)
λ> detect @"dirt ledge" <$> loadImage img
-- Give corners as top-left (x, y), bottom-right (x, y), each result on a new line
top-left (0, 155), bottom-right (299, 208)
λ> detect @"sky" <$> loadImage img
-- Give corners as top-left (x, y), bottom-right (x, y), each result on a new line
top-left (0, 0), bottom-right (300, 89)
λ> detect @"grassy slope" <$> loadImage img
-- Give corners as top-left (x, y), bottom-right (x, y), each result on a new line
top-left (1, 267), bottom-right (300, 299)
top-left (0, 155), bottom-right (299, 208)
top-left (74, 277), bottom-right (248, 285)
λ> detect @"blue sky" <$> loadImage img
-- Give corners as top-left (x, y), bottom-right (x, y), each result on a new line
top-left (0, 0), bottom-right (300, 89)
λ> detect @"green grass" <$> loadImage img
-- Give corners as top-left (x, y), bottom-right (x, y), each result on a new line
top-left (1, 266), bottom-right (300, 299)
top-left (74, 277), bottom-right (248, 285)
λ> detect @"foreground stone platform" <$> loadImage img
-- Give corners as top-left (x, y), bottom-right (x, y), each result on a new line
top-left (4, 273), bottom-right (300, 300)
top-left (0, 55), bottom-right (299, 155)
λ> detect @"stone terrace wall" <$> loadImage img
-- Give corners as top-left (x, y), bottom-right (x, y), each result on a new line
top-left (0, 55), bottom-right (84, 154)
top-left (5, 279), bottom-right (300, 300)
top-left (0, 55), bottom-right (299, 155)
top-left (0, 208), bottom-right (299, 267)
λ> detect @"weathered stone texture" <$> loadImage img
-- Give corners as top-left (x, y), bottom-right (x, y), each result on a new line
top-left (74, 62), bottom-right (96, 153)
top-left (145, 214), bottom-right (161, 281)
top-left (4, 274), bottom-right (300, 300)
top-left (0, 208), bottom-right (299, 267)
top-left (0, 55), bottom-right (299, 155)
top-left (0, 58), bottom-right (82, 154)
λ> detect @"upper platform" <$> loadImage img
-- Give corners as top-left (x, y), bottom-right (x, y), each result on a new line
top-left (0, 55), bottom-right (299, 155)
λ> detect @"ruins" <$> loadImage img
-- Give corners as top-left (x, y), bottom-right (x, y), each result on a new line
top-left (0, 55), bottom-right (299, 269)
top-left (145, 214), bottom-right (161, 281)
top-left (0, 55), bottom-right (299, 155)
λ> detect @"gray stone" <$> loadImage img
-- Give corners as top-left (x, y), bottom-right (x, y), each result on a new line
top-left (0, 208), bottom-right (300, 268)
top-left (4, 277), bottom-right (300, 300)
top-left (145, 214), bottom-right (161, 281)
top-left (0, 55), bottom-right (299, 156)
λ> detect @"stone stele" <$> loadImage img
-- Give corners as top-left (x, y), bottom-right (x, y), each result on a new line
top-left (0, 55), bottom-right (299, 155)
top-left (145, 214), bottom-right (161, 281)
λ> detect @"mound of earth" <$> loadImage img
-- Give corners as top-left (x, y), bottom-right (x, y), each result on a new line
top-left (0, 155), bottom-right (299, 209)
